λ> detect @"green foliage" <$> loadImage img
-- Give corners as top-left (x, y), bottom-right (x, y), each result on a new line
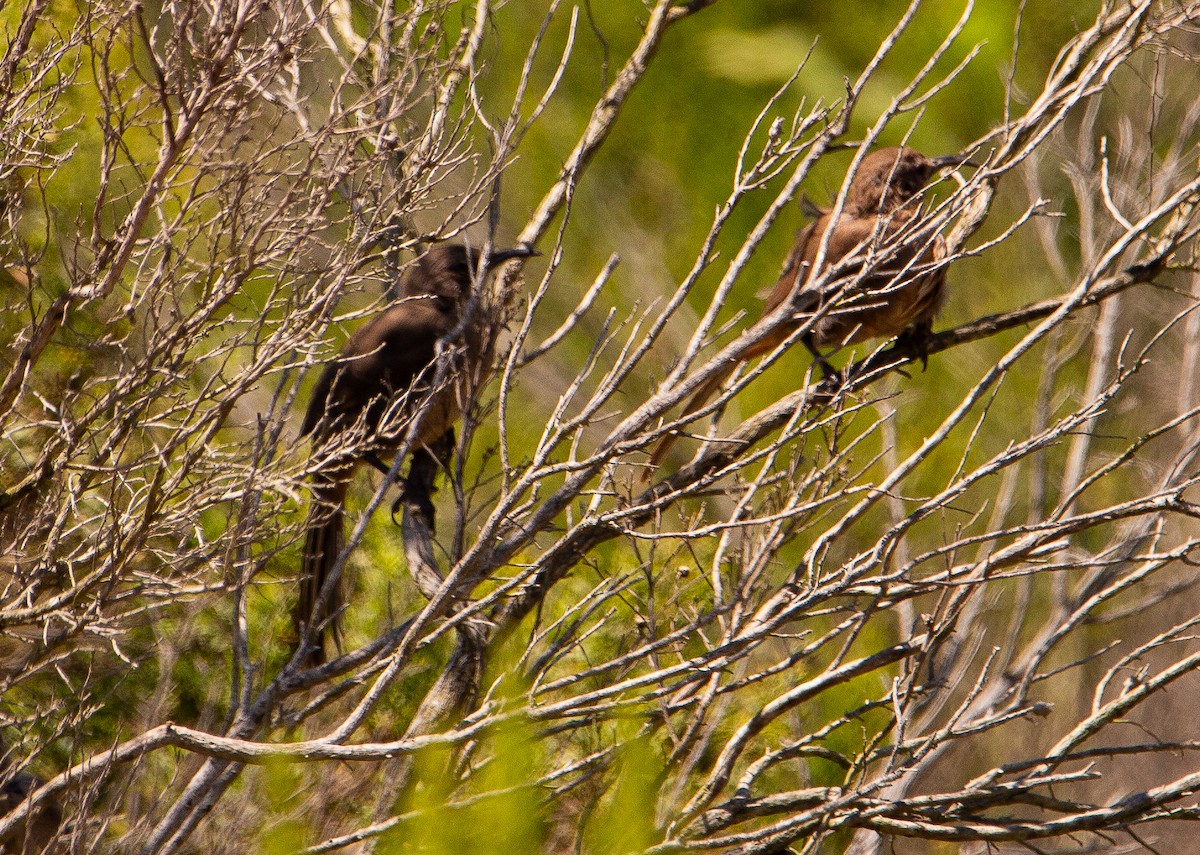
top-left (380, 656), bottom-right (547, 854)
top-left (257, 757), bottom-right (311, 854)
top-left (582, 733), bottom-right (665, 855)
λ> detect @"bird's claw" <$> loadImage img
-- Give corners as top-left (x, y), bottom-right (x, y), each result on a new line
top-left (895, 325), bottom-right (933, 371)
top-left (390, 479), bottom-right (437, 534)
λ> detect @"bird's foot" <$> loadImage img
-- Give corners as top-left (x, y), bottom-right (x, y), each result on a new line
top-left (817, 362), bottom-right (843, 386)
top-left (894, 324), bottom-right (933, 371)
top-left (815, 369), bottom-right (846, 400)
top-left (391, 479), bottom-right (437, 533)
top-left (803, 334), bottom-right (842, 386)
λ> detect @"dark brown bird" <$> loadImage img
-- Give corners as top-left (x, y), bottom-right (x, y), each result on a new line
top-left (295, 242), bottom-right (535, 665)
top-left (0, 754), bottom-right (62, 854)
top-left (647, 146), bottom-right (971, 474)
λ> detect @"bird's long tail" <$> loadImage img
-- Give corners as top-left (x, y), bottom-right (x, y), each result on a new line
top-left (295, 475), bottom-right (350, 666)
top-left (643, 329), bottom-right (830, 481)
top-left (643, 364), bottom-right (740, 478)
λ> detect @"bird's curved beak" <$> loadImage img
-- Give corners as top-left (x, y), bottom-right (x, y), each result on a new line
top-left (929, 153), bottom-right (978, 171)
top-left (487, 245), bottom-right (541, 265)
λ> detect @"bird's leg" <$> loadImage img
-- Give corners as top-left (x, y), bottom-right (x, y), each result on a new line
top-left (894, 320), bottom-right (933, 370)
top-left (396, 450), bottom-right (437, 533)
top-left (803, 333), bottom-right (841, 385)
top-left (364, 451), bottom-right (395, 479)
top-left (427, 428), bottom-right (456, 475)
top-left (391, 429), bottom-right (454, 532)
top-left (360, 451), bottom-right (417, 511)
top-left (366, 448), bottom-right (421, 512)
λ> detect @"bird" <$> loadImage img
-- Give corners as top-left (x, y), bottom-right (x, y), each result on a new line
top-left (294, 242), bottom-right (536, 665)
top-left (0, 762), bottom-right (62, 854)
top-left (646, 146), bottom-right (972, 475)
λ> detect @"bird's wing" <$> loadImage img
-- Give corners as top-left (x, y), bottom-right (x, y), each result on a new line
top-left (344, 303), bottom-right (451, 399)
top-left (302, 301), bottom-right (451, 440)
top-left (760, 220), bottom-right (819, 312)
top-left (300, 359), bottom-right (337, 438)
top-left (763, 213), bottom-right (881, 317)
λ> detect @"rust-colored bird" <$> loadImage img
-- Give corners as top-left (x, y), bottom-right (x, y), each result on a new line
top-left (647, 146), bottom-right (971, 474)
top-left (295, 242), bottom-right (535, 665)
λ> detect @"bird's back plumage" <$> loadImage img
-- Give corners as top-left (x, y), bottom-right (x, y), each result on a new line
top-left (645, 146), bottom-right (959, 476)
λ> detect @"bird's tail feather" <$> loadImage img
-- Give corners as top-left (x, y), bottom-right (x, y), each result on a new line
top-left (643, 361), bottom-right (742, 480)
top-left (295, 477), bottom-right (349, 666)
top-left (643, 334), bottom-right (794, 481)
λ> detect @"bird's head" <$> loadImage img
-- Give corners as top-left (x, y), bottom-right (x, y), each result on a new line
top-left (400, 243), bottom-right (539, 302)
top-left (846, 146), bottom-right (974, 215)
